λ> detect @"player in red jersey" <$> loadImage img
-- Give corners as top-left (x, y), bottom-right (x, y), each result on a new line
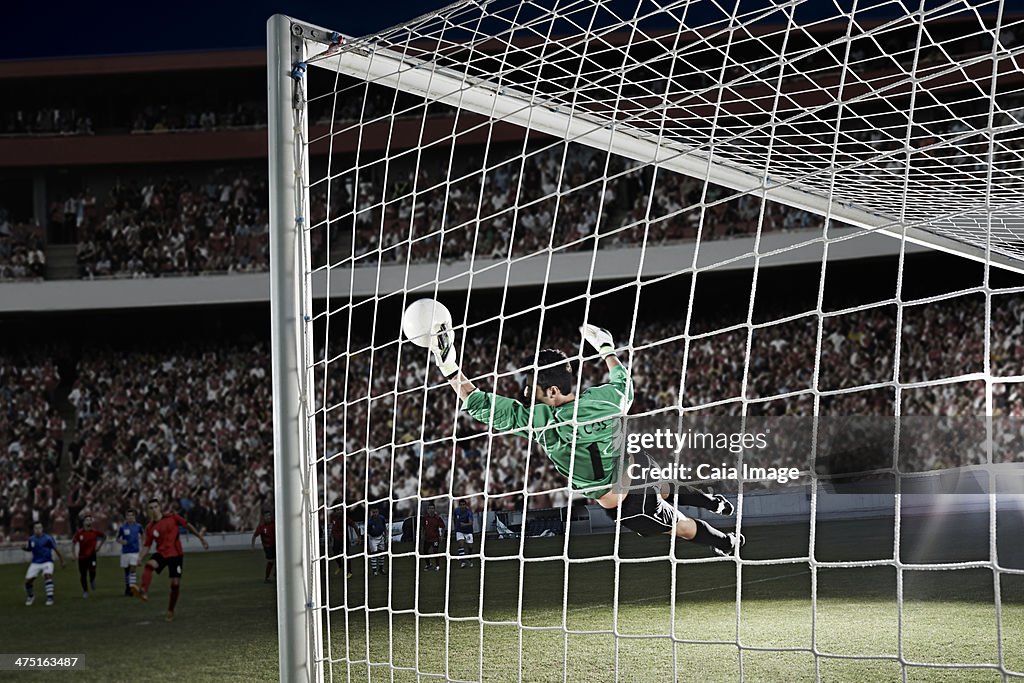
top-left (328, 508), bottom-right (346, 577)
top-left (132, 498), bottom-right (208, 622)
top-left (420, 504), bottom-right (446, 572)
top-left (71, 514), bottom-right (106, 598)
top-left (251, 510), bottom-right (276, 583)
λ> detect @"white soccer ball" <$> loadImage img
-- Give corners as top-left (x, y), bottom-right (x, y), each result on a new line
top-left (402, 298), bottom-right (453, 348)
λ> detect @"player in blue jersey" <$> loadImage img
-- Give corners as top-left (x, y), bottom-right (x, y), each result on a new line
top-left (365, 507), bottom-right (389, 576)
top-left (116, 510), bottom-right (145, 597)
top-left (453, 500), bottom-right (475, 568)
top-left (23, 522), bottom-right (65, 606)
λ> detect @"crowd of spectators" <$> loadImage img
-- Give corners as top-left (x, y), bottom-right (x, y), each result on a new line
top-left (336, 291), bottom-right (1024, 511)
top-left (2, 19), bottom-right (1020, 545)
top-left (326, 282), bottom-right (1021, 509)
top-left (28, 84), bottom-right (1024, 280)
top-left (62, 169), bottom-right (269, 278)
top-left (0, 82), bottom-right (423, 138)
top-left (2, 289), bottom-right (1022, 543)
top-left (2, 13), bottom-right (1005, 138)
top-left (0, 210), bottom-right (46, 281)
top-left (309, 141), bottom-right (823, 271)
top-left (0, 351), bottom-right (64, 544)
top-left (0, 340), bottom-right (273, 545)
top-left (131, 102), bottom-right (266, 133)
top-left (1, 108), bottom-right (93, 136)
top-left (54, 144), bottom-right (822, 279)
top-left (4, 17), bottom-right (1016, 280)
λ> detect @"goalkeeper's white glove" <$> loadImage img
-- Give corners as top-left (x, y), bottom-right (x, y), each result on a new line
top-left (429, 323), bottom-right (460, 378)
top-left (580, 323), bottom-right (616, 359)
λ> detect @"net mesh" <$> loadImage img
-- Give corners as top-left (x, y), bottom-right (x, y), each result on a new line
top-left (280, 1), bottom-right (1024, 681)
top-left (311, 0), bottom-right (1024, 262)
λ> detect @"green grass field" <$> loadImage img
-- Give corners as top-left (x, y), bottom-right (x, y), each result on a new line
top-left (2, 511), bottom-right (1022, 682)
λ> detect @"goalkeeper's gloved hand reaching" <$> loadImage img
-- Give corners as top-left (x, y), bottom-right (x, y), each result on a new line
top-left (430, 323), bottom-right (460, 378)
top-left (580, 323), bottom-right (616, 359)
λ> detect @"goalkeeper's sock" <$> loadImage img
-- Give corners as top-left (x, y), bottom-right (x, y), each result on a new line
top-left (168, 584), bottom-right (180, 611)
top-left (673, 484), bottom-right (713, 508)
top-left (690, 519), bottom-right (732, 554)
top-left (265, 562), bottom-right (273, 580)
top-left (141, 565), bottom-right (154, 592)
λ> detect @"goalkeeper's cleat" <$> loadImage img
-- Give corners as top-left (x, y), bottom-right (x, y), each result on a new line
top-left (711, 493), bottom-right (735, 516)
top-left (459, 561), bottom-right (466, 569)
top-left (346, 572), bottom-right (353, 579)
top-left (130, 585), bottom-right (148, 602)
top-left (83, 592), bottom-right (89, 599)
top-left (165, 610), bottom-right (174, 623)
top-left (433, 564), bottom-right (440, 572)
top-left (713, 532), bottom-right (745, 558)
top-left (25, 597), bottom-right (34, 606)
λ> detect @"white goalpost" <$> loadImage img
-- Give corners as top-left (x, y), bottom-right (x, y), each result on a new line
top-left (268, 14), bottom-right (324, 683)
top-left (268, 2), bottom-right (1024, 681)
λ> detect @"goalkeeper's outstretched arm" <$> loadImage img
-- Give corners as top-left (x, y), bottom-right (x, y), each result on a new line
top-left (427, 324), bottom-right (477, 400)
top-left (447, 370), bottom-right (477, 402)
top-left (431, 323), bottom-right (626, 403)
top-left (429, 326), bottom-right (542, 439)
top-left (581, 323), bottom-right (622, 371)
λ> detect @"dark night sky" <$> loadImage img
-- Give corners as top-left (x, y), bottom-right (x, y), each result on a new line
top-left (0, 1), bottom-right (453, 60)
top-left (0, 0), bottom-right (924, 61)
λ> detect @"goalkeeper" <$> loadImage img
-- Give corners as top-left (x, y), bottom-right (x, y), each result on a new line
top-left (430, 323), bottom-right (742, 556)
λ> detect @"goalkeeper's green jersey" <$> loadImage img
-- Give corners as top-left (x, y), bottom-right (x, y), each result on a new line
top-left (463, 364), bottom-right (634, 499)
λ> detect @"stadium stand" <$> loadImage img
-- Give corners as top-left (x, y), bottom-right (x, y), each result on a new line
top-left (65, 169), bottom-right (269, 278)
top-left (0, 210), bottom-right (45, 282)
top-left (0, 16), bottom-right (1018, 542)
top-left (1, 107), bottom-right (93, 136)
top-left (2, 290), bottom-right (1020, 541)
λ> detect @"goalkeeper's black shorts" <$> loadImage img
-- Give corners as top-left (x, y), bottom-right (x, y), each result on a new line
top-left (603, 451), bottom-right (684, 537)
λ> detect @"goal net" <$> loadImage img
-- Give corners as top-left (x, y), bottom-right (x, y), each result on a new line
top-left (267, 2), bottom-right (1024, 681)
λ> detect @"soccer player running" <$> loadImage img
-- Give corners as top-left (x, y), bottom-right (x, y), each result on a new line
top-left (71, 514), bottom-right (106, 598)
top-left (420, 504), bottom-right (446, 572)
top-left (251, 510), bottom-right (276, 583)
top-left (453, 499), bottom-right (475, 568)
top-left (365, 506), bottom-right (388, 577)
top-left (24, 522), bottom-right (65, 606)
top-left (132, 498), bottom-right (209, 622)
top-left (430, 323), bottom-right (742, 556)
top-left (116, 510), bottom-right (145, 596)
